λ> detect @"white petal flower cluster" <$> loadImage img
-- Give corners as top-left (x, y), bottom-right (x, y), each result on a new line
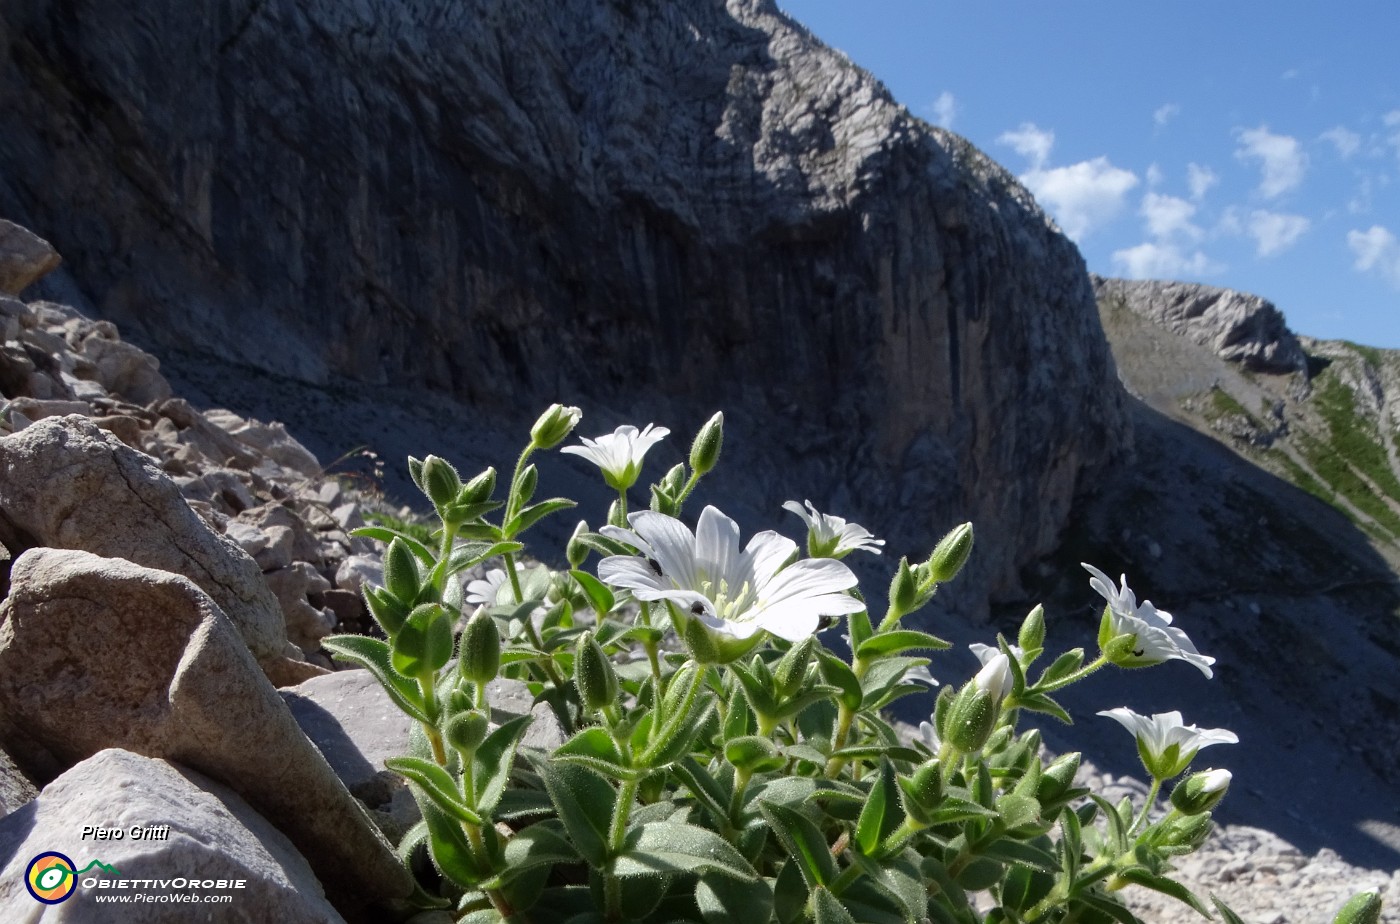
top-left (598, 506), bottom-right (864, 642)
top-left (465, 564), bottom-right (525, 606)
top-left (562, 423), bottom-right (670, 491)
top-left (782, 500), bottom-right (885, 559)
top-left (1098, 706), bottom-right (1238, 779)
top-left (1082, 563), bottom-right (1216, 677)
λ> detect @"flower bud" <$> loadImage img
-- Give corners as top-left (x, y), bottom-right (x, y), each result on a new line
top-left (1017, 604), bottom-right (1046, 653)
top-left (944, 685), bottom-right (998, 754)
top-left (574, 631), bottom-right (619, 712)
top-left (445, 710), bottom-right (489, 757)
top-left (1170, 768), bottom-right (1231, 816)
top-left (660, 463), bottom-right (686, 496)
top-left (363, 584), bottom-right (409, 637)
top-left (421, 455), bottom-right (463, 508)
top-left (973, 651), bottom-right (1013, 702)
top-left (724, 735), bottom-right (785, 774)
top-left (515, 463), bottom-right (538, 506)
top-left (1332, 891), bottom-right (1383, 924)
top-left (383, 537), bottom-right (421, 606)
top-left (1036, 752), bottom-right (1082, 805)
top-left (898, 759), bottom-right (944, 826)
top-left (391, 603), bottom-right (455, 679)
top-left (566, 520), bottom-right (590, 569)
top-left (459, 608), bottom-right (501, 686)
top-left (928, 522), bottom-right (974, 584)
top-left (689, 411), bottom-right (724, 476)
top-left (461, 466), bottom-right (497, 504)
top-left (773, 636), bottom-right (816, 699)
top-left (531, 404), bottom-right (582, 450)
top-left (889, 557), bottom-right (918, 617)
top-left (1159, 811), bottom-right (1213, 851)
top-left (407, 456), bottom-right (426, 491)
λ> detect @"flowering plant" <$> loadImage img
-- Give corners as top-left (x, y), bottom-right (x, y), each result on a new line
top-left (322, 406), bottom-right (1382, 924)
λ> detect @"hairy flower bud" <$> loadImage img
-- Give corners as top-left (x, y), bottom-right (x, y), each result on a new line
top-left (530, 404), bottom-right (582, 450)
top-left (382, 538), bottom-right (421, 607)
top-left (928, 522), bottom-right (974, 584)
top-left (566, 520), bottom-right (590, 569)
top-left (944, 685), bottom-right (998, 754)
top-left (392, 603), bottom-right (455, 679)
top-left (445, 709), bottom-right (489, 757)
top-left (459, 608), bottom-right (501, 686)
top-left (461, 466), bottom-right (497, 504)
top-left (421, 455), bottom-right (462, 508)
top-left (1332, 891), bottom-right (1383, 924)
top-left (1159, 811), bottom-right (1213, 851)
top-left (773, 636), bottom-right (816, 700)
top-left (898, 759), bottom-right (944, 826)
top-left (689, 411), bottom-right (724, 476)
top-left (574, 631), bottom-right (619, 712)
top-left (889, 556), bottom-right (918, 617)
top-left (1170, 768), bottom-right (1231, 815)
top-left (1018, 604), bottom-right (1046, 653)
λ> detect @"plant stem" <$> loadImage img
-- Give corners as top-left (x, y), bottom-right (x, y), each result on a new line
top-left (604, 777), bottom-right (643, 921)
top-left (417, 675), bottom-right (448, 766)
top-left (504, 445), bottom-right (536, 527)
top-left (1132, 777), bottom-right (1164, 835)
top-left (1033, 654), bottom-right (1109, 694)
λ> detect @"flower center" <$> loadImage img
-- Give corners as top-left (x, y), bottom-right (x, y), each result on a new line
top-left (699, 577), bottom-right (757, 620)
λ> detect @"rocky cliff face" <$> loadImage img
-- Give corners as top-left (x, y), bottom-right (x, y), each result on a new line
top-left (0, 0), bottom-right (1127, 606)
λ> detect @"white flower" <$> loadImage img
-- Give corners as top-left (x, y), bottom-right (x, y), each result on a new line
top-left (1082, 563), bottom-right (1216, 678)
top-left (903, 664), bottom-right (939, 687)
top-left (782, 500), bottom-right (885, 559)
top-left (1197, 768), bottom-right (1232, 794)
top-left (917, 720), bottom-right (941, 753)
top-left (1098, 706), bottom-right (1238, 779)
top-left (968, 643), bottom-right (1019, 700)
top-left (561, 423), bottom-right (670, 491)
top-left (597, 505), bottom-right (863, 642)
top-left (465, 564), bottom-right (525, 606)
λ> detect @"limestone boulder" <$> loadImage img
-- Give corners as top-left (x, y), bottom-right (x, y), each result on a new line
top-left (0, 548), bottom-right (412, 914)
top-left (0, 219), bottom-right (60, 295)
top-left (0, 748), bottom-right (346, 923)
top-left (263, 561), bottom-right (336, 653)
top-left (0, 747), bottom-right (35, 820)
top-left (0, 415), bottom-right (315, 682)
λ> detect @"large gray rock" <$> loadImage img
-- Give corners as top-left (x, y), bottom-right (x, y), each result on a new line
top-left (0, 0), bottom-right (1128, 610)
top-left (0, 219), bottom-right (60, 295)
top-left (0, 548), bottom-right (412, 914)
top-left (0, 415), bottom-right (317, 683)
top-left (0, 748), bottom-right (346, 923)
top-left (1093, 275), bottom-right (1306, 374)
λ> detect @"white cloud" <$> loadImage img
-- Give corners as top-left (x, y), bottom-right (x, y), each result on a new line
top-left (1112, 243), bottom-right (1221, 279)
top-left (930, 91), bottom-right (957, 128)
top-left (1145, 163), bottom-right (1164, 187)
top-left (1022, 158), bottom-right (1139, 240)
top-left (1154, 103), bottom-right (1180, 127)
top-left (1320, 126), bottom-right (1361, 159)
top-left (997, 123), bottom-right (1054, 170)
top-left (1348, 225), bottom-right (1400, 288)
top-left (1234, 125), bottom-right (1308, 198)
top-left (1186, 163), bottom-right (1219, 201)
top-left (1141, 192), bottom-right (1202, 241)
top-left (1246, 210), bottom-right (1310, 257)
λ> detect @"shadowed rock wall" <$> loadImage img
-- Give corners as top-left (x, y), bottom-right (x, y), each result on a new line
top-left (0, 0), bottom-right (1128, 606)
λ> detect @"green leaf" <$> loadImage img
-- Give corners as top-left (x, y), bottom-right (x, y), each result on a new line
top-left (774, 685), bottom-right (843, 722)
top-left (697, 873), bottom-right (774, 924)
top-left (774, 856), bottom-right (809, 924)
top-left (811, 886), bottom-right (858, 924)
top-left (925, 796), bottom-right (998, 827)
top-left (856, 629), bottom-right (953, 659)
top-left (759, 802), bottom-right (837, 890)
top-left (847, 608), bottom-right (874, 651)
top-left (614, 821), bottom-right (760, 881)
top-left (415, 796), bottom-right (484, 888)
top-left (492, 788), bottom-right (555, 822)
top-left (438, 540), bottom-right (523, 581)
top-left (542, 762), bottom-right (615, 868)
top-left (641, 700), bottom-right (715, 769)
top-left (498, 819), bottom-right (580, 878)
top-left (568, 569), bottom-right (616, 617)
top-left (995, 792), bottom-right (1041, 831)
top-left (1017, 692), bottom-right (1073, 724)
top-left (505, 497), bottom-right (577, 538)
top-left (1075, 894), bottom-right (1141, 924)
top-left (978, 837), bottom-right (1058, 872)
top-left (1211, 895), bottom-right (1249, 924)
top-left (473, 714), bottom-right (532, 815)
top-left (671, 757), bottom-right (733, 826)
top-left (1092, 794), bottom-right (1130, 855)
top-left (576, 531), bottom-right (635, 558)
top-left (385, 757), bottom-right (483, 825)
top-left (1116, 867), bottom-right (1210, 917)
top-left (855, 759), bottom-right (901, 856)
top-left (350, 526), bottom-right (435, 564)
top-left (815, 649), bottom-right (863, 711)
top-left (729, 659), bottom-right (779, 720)
top-left (554, 726), bottom-right (635, 782)
top-left (320, 635), bottom-right (428, 722)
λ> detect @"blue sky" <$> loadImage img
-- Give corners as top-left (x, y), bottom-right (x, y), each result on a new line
top-left (776, 1), bottom-right (1400, 348)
